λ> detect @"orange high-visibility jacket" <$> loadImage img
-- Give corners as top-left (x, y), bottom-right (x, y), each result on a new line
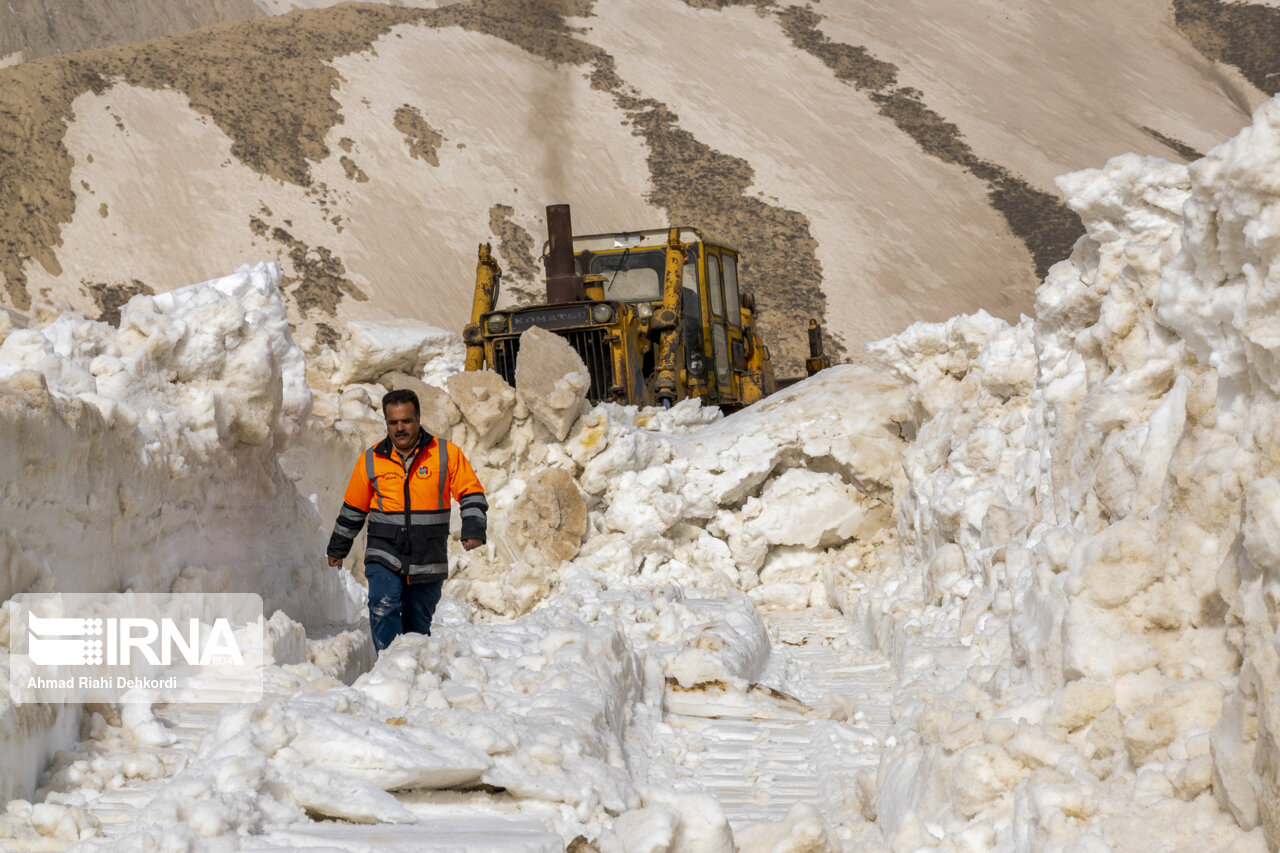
top-left (326, 432), bottom-right (487, 580)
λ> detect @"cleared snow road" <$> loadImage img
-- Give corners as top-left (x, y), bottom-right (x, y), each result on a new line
top-left (663, 608), bottom-right (894, 835)
top-left (9, 605), bottom-right (898, 851)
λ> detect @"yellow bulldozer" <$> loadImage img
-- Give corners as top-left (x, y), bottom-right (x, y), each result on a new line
top-left (463, 204), bottom-right (829, 409)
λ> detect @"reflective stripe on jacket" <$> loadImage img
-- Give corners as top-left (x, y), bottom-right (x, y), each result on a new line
top-left (326, 432), bottom-right (487, 578)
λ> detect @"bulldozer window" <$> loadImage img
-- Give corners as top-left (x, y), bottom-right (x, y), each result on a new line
top-left (590, 250), bottom-right (665, 301)
top-left (722, 254), bottom-right (741, 326)
top-left (682, 247), bottom-right (707, 377)
top-left (713, 325), bottom-right (731, 386)
top-left (682, 245), bottom-right (699, 294)
top-left (707, 253), bottom-right (724, 317)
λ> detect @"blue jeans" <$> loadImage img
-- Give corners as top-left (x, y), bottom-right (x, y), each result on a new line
top-left (365, 562), bottom-right (444, 652)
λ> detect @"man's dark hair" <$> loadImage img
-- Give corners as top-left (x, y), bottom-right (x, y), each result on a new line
top-left (382, 388), bottom-right (420, 416)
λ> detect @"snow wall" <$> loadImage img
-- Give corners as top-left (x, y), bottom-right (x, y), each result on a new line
top-left (4, 95), bottom-right (1280, 850)
top-left (0, 263), bottom-right (360, 803)
top-left (848, 98), bottom-right (1280, 849)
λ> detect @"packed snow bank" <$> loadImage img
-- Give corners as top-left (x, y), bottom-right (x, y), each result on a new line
top-left (840, 97), bottom-right (1280, 850)
top-left (0, 261), bottom-right (347, 616)
top-left (0, 262), bottom-right (364, 803)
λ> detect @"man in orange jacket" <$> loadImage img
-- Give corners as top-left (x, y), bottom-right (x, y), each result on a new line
top-left (326, 388), bottom-right (487, 651)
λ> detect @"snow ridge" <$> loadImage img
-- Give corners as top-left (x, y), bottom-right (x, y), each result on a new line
top-left (844, 97), bottom-right (1280, 849)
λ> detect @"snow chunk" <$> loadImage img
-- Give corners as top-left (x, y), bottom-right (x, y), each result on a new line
top-left (447, 368), bottom-right (517, 445)
top-left (319, 318), bottom-right (462, 391)
top-left (515, 326), bottom-right (591, 441)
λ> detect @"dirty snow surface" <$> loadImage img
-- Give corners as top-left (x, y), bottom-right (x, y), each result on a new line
top-left (6, 96), bottom-right (1280, 851)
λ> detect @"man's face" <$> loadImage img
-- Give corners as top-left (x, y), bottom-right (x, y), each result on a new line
top-left (384, 402), bottom-right (421, 454)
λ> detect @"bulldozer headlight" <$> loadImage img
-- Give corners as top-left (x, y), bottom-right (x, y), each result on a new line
top-left (486, 314), bottom-right (508, 334)
top-left (635, 302), bottom-right (654, 321)
top-left (591, 304), bottom-right (614, 324)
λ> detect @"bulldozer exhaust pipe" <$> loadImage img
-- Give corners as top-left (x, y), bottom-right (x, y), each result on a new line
top-left (544, 203), bottom-right (584, 304)
top-left (805, 319), bottom-right (830, 376)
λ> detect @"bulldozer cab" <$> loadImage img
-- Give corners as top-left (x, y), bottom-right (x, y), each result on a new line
top-left (686, 242), bottom-right (748, 401)
top-left (464, 205), bottom-right (777, 410)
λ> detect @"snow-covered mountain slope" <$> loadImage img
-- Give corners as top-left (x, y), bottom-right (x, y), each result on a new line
top-left (0, 0), bottom-right (1274, 373)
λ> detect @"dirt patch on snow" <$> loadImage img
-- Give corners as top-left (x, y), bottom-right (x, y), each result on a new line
top-left (393, 104), bottom-right (445, 166)
top-left (429, 0), bottom-right (600, 66)
top-left (489, 204), bottom-right (542, 305)
top-left (776, 6), bottom-right (898, 92)
top-left (250, 216), bottom-right (368, 318)
top-left (1141, 126), bottom-right (1204, 162)
top-left (340, 155), bottom-right (370, 183)
top-left (87, 279), bottom-right (154, 326)
top-left (314, 321), bottom-right (341, 350)
top-left (1174, 0), bottom-right (1280, 95)
top-left (0, 61), bottom-right (102, 309)
top-left (777, 5), bottom-right (1084, 285)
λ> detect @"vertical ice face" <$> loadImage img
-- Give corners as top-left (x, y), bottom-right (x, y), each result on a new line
top-left (0, 261), bottom-right (363, 807)
top-left (0, 260), bottom-right (349, 616)
top-left (1160, 99), bottom-right (1280, 413)
top-left (1157, 98), bottom-right (1280, 843)
top-left (850, 96), bottom-right (1280, 849)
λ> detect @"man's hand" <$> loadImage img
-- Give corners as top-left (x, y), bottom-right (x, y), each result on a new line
top-left (461, 538), bottom-right (483, 552)
top-left (327, 555), bottom-right (343, 567)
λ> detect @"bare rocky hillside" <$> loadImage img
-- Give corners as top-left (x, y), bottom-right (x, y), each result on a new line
top-left (0, 0), bottom-right (1277, 372)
